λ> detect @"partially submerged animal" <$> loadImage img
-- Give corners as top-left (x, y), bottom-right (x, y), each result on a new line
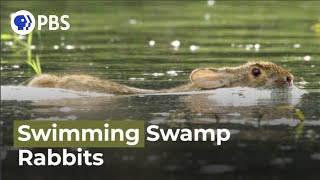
top-left (28, 61), bottom-right (294, 95)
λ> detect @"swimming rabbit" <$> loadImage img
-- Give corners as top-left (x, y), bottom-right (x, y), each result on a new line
top-left (28, 61), bottom-right (294, 95)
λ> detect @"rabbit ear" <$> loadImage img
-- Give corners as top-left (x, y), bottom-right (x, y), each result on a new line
top-left (190, 68), bottom-right (230, 89)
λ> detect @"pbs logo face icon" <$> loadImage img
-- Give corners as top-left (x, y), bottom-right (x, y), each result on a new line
top-left (11, 10), bottom-right (36, 35)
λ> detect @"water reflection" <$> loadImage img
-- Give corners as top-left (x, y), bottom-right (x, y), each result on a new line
top-left (1, 86), bottom-right (317, 142)
top-left (1, 88), bottom-right (320, 179)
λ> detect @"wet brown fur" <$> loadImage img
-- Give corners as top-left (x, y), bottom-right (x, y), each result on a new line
top-left (28, 61), bottom-right (293, 95)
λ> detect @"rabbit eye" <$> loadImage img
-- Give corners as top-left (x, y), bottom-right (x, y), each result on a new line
top-left (252, 68), bottom-right (261, 77)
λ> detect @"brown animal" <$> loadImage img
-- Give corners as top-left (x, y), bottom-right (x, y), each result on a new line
top-left (28, 61), bottom-right (294, 95)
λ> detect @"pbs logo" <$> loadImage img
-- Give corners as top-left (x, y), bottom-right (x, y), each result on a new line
top-left (11, 10), bottom-right (35, 35)
top-left (11, 10), bottom-right (70, 35)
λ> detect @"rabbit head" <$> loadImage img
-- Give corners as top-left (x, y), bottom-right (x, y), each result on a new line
top-left (190, 61), bottom-right (294, 89)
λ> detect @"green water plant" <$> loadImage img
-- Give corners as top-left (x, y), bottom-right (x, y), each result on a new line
top-left (27, 55), bottom-right (42, 75)
top-left (27, 32), bottom-right (33, 64)
top-left (1, 23), bottom-right (43, 75)
top-left (26, 32), bottom-right (42, 75)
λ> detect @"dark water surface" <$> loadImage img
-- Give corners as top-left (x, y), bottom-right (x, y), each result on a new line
top-left (1, 1), bottom-right (320, 180)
